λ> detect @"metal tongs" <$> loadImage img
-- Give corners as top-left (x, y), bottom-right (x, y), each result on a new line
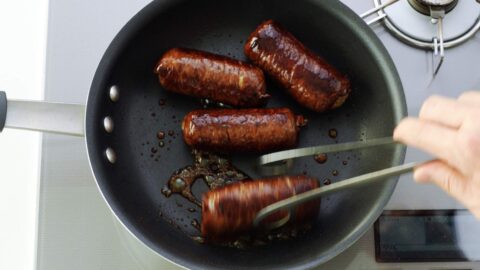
top-left (253, 137), bottom-right (433, 229)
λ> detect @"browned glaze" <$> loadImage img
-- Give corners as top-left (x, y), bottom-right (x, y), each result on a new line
top-left (328, 128), bottom-right (338, 139)
top-left (161, 150), bottom-right (250, 206)
top-left (244, 20), bottom-right (351, 112)
top-left (191, 219), bottom-right (201, 231)
top-left (161, 186), bottom-right (172, 197)
top-left (155, 48), bottom-right (269, 107)
top-left (192, 236), bottom-right (205, 244)
top-left (201, 175), bottom-right (320, 242)
top-left (182, 108), bottom-right (306, 153)
top-left (314, 153), bottom-right (328, 164)
top-left (157, 131), bottom-right (165, 140)
top-left (215, 223), bottom-right (313, 249)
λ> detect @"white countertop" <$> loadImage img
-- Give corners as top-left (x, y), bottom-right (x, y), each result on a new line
top-left (0, 1), bottom-right (48, 270)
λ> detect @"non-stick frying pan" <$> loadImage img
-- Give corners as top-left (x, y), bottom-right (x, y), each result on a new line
top-left (0, 0), bottom-right (406, 269)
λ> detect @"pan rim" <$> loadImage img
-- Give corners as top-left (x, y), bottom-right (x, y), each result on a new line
top-left (85, 0), bottom-right (189, 269)
top-left (85, 0), bottom-right (407, 269)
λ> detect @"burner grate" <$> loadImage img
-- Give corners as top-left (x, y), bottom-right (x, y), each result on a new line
top-left (360, 0), bottom-right (480, 75)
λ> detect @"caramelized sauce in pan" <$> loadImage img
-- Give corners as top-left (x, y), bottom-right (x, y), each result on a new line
top-left (157, 131), bottom-right (165, 140)
top-left (191, 219), bottom-right (201, 230)
top-left (160, 150), bottom-right (315, 248)
top-left (328, 128), bottom-right (338, 139)
top-left (314, 153), bottom-right (328, 164)
top-left (161, 150), bottom-right (249, 206)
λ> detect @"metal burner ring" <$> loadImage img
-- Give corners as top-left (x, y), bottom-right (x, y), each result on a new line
top-left (407, 0), bottom-right (458, 15)
top-left (374, 0), bottom-right (480, 50)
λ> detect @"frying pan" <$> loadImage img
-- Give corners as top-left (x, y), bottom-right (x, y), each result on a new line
top-left (0, 0), bottom-right (406, 269)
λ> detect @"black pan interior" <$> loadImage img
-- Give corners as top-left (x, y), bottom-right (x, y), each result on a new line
top-left (86, 0), bottom-right (406, 269)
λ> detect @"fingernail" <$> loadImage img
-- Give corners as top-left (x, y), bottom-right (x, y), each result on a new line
top-left (413, 168), bottom-right (430, 183)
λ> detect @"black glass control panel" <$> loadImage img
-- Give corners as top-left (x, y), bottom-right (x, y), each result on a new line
top-left (375, 210), bottom-right (480, 262)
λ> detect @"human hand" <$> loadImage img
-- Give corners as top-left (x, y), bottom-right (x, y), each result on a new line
top-left (393, 91), bottom-right (480, 219)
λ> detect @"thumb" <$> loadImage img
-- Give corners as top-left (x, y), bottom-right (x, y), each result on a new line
top-left (414, 160), bottom-right (468, 200)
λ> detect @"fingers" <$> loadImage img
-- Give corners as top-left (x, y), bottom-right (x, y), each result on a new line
top-left (458, 91), bottom-right (480, 106)
top-left (394, 117), bottom-right (457, 162)
top-left (414, 160), bottom-right (468, 201)
top-left (419, 95), bottom-right (470, 129)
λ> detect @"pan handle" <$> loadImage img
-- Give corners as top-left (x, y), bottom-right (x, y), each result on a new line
top-left (0, 91), bottom-right (85, 137)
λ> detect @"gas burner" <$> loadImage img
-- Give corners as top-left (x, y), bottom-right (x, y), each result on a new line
top-left (361, 0), bottom-right (480, 75)
top-left (373, 0), bottom-right (480, 47)
top-left (407, 0), bottom-right (458, 16)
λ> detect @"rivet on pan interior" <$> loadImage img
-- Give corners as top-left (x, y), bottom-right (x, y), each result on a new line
top-left (109, 85), bottom-right (119, 102)
top-left (103, 116), bottom-right (114, 133)
top-left (106, 148), bottom-right (117, 164)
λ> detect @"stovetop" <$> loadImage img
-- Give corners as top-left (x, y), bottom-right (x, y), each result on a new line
top-left (36, 0), bottom-right (480, 269)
